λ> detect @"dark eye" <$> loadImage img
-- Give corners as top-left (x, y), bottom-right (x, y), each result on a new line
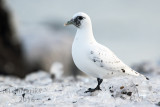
top-left (77, 16), bottom-right (83, 20)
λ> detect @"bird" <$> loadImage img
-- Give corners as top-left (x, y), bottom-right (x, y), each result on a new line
top-left (64, 12), bottom-right (149, 93)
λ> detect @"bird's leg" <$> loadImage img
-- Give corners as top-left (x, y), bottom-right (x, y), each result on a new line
top-left (85, 78), bottom-right (103, 93)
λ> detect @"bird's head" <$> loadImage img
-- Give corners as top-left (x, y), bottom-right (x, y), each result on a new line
top-left (64, 12), bottom-right (91, 29)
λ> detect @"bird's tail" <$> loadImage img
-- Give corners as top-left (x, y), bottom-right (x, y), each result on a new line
top-left (139, 73), bottom-right (149, 80)
top-left (133, 69), bottom-right (149, 80)
top-left (126, 67), bottom-right (149, 80)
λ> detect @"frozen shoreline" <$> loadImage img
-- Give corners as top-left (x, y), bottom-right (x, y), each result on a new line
top-left (0, 71), bottom-right (160, 107)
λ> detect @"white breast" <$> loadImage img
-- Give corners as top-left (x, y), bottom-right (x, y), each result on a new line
top-left (72, 37), bottom-right (111, 78)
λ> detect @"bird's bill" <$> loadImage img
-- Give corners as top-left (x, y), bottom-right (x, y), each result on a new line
top-left (64, 19), bottom-right (74, 26)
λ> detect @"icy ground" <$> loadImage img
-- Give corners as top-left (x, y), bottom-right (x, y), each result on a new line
top-left (0, 71), bottom-right (160, 107)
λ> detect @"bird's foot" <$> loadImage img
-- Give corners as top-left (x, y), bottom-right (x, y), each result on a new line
top-left (84, 87), bottom-right (101, 93)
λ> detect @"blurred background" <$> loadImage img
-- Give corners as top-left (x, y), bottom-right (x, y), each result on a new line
top-left (0, 0), bottom-right (160, 78)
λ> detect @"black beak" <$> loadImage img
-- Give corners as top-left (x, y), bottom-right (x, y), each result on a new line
top-left (64, 19), bottom-right (74, 26)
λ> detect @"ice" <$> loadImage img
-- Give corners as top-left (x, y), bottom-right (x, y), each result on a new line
top-left (0, 71), bottom-right (160, 107)
top-left (25, 71), bottom-right (52, 85)
top-left (50, 62), bottom-right (64, 80)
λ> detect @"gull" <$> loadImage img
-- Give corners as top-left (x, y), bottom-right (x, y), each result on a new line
top-left (64, 12), bottom-right (149, 93)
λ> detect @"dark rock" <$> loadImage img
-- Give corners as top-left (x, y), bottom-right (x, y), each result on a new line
top-left (0, 0), bottom-right (38, 78)
top-left (22, 93), bottom-right (25, 98)
top-left (127, 92), bottom-right (132, 96)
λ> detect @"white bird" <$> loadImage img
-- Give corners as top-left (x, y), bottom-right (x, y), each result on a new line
top-left (65, 12), bottom-right (149, 93)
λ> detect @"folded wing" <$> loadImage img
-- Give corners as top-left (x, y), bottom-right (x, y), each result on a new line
top-left (89, 43), bottom-right (140, 76)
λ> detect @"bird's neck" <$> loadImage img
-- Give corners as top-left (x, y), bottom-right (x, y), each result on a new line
top-left (75, 24), bottom-right (96, 43)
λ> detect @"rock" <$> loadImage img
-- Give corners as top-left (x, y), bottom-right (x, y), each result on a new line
top-left (0, 0), bottom-right (33, 78)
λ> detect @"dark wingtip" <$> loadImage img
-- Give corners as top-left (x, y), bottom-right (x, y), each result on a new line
top-left (146, 77), bottom-right (149, 80)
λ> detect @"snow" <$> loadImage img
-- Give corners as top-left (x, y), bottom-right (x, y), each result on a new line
top-left (50, 62), bottom-right (64, 80)
top-left (0, 70), bottom-right (160, 107)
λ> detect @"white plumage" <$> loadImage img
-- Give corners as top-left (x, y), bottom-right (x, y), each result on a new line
top-left (65, 12), bottom-right (148, 92)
